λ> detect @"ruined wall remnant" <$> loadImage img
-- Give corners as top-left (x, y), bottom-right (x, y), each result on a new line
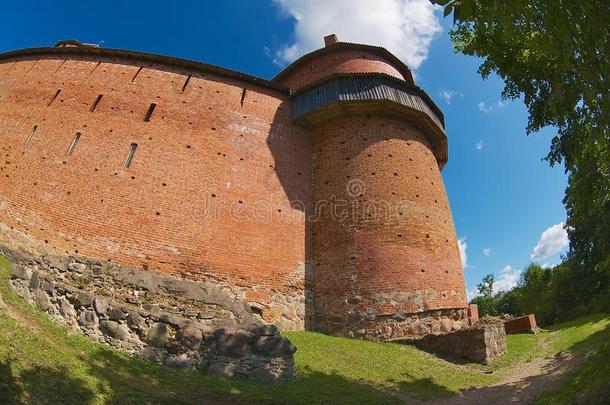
top-left (410, 321), bottom-right (507, 364)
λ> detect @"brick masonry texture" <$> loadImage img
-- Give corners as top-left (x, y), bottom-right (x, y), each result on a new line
top-left (0, 38), bottom-right (468, 343)
top-left (504, 314), bottom-right (539, 334)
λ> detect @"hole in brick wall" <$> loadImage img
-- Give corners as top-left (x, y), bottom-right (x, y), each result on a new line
top-left (394, 173), bottom-right (398, 176)
top-left (162, 183), bottom-right (167, 186)
top-left (415, 176), bottom-right (419, 179)
top-left (426, 234), bottom-right (430, 238)
top-left (250, 305), bottom-right (263, 317)
top-left (211, 193), bottom-right (216, 197)
top-left (67, 132), bottom-right (81, 155)
top-left (345, 157), bottom-right (350, 160)
top-left (367, 154), bottom-right (372, 157)
top-left (90, 94), bottom-right (103, 112)
top-left (131, 66), bottom-right (143, 82)
top-left (181, 75), bottom-right (191, 94)
top-left (238, 200), bottom-right (243, 204)
top-left (186, 145), bottom-right (191, 149)
top-left (48, 89), bottom-right (61, 106)
top-left (144, 103), bottom-right (156, 121)
top-left (124, 143), bottom-right (137, 168)
top-left (156, 212), bottom-right (160, 216)
top-left (240, 88), bottom-right (247, 106)
top-left (416, 194), bottom-right (419, 198)
top-left (421, 269), bottom-right (425, 273)
top-left (397, 234), bottom-right (402, 237)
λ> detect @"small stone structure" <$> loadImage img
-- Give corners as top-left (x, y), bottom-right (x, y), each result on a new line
top-left (2, 245), bottom-right (295, 382)
top-left (408, 320), bottom-right (507, 364)
top-left (504, 314), bottom-right (539, 334)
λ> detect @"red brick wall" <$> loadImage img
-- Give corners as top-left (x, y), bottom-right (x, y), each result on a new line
top-left (504, 314), bottom-right (538, 334)
top-left (0, 55), bottom-right (311, 328)
top-left (278, 49), bottom-right (409, 91)
top-left (310, 115), bottom-right (466, 333)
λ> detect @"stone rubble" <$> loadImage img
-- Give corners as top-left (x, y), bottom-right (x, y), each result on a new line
top-left (2, 245), bottom-right (296, 382)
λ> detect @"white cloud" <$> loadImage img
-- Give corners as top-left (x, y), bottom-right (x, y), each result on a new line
top-left (458, 238), bottom-right (468, 270)
top-left (483, 248), bottom-right (492, 256)
top-left (467, 286), bottom-right (480, 301)
top-left (439, 90), bottom-right (462, 105)
top-left (493, 265), bottom-right (521, 294)
top-left (530, 222), bottom-right (569, 261)
top-left (475, 140), bottom-right (483, 151)
top-left (478, 100), bottom-right (507, 114)
top-left (272, 0), bottom-right (442, 69)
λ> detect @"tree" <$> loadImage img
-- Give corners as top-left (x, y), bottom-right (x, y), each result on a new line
top-left (477, 273), bottom-right (494, 297)
top-left (433, 0), bottom-right (610, 316)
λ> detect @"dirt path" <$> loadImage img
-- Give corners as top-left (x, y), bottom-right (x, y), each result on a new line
top-left (429, 337), bottom-right (583, 404)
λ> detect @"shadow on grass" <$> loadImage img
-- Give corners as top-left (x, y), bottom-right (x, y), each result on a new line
top-left (79, 347), bottom-right (455, 404)
top-left (0, 359), bottom-right (95, 404)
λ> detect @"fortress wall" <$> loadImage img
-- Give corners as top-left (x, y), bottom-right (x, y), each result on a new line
top-left (310, 115), bottom-right (467, 339)
top-left (276, 49), bottom-right (409, 91)
top-left (0, 55), bottom-right (311, 329)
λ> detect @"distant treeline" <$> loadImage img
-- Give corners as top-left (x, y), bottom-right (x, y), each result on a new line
top-left (471, 258), bottom-right (610, 326)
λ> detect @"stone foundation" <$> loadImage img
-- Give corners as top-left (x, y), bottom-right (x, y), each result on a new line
top-left (2, 245), bottom-right (296, 382)
top-left (321, 307), bottom-right (471, 341)
top-left (406, 321), bottom-right (507, 364)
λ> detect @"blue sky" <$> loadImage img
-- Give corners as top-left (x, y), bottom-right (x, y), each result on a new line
top-left (1, 0), bottom-right (569, 297)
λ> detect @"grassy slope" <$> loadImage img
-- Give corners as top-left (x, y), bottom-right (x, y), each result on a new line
top-left (0, 255), bottom-right (608, 404)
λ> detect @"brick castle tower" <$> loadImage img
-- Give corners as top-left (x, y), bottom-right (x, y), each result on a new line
top-left (0, 35), bottom-right (468, 341)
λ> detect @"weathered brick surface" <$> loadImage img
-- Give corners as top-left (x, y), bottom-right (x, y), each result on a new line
top-left (504, 314), bottom-right (538, 334)
top-left (0, 38), bottom-right (468, 338)
top-left (309, 115), bottom-right (466, 336)
top-left (277, 48), bottom-right (410, 91)
top-left (0, 54), bottom-right (310, 329)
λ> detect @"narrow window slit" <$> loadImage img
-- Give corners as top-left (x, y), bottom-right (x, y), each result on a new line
top-left (53, 59), bottom-right (67, 73)
top-left (23, 125), bottom-right (37, 149)
top-left (67, 132), bottom-right (81, 155)
top-left (131, 66), bottom-right (143, 82)
top-left (48, 89), bottom-right (61, 106)
top-left (181, 75), bottom-right (191, 94)
top-left (90, 94), bottom-right (103, 112)
top-left (124, 143), bottom-right (138, 168)
top-left (90, 61), bottom-right (101, 75)
top-left (240, 88), bottom-right (247, 107)
top-left (24, 60), bottom-right (39, 77)
top-left (144, 103), bottom-right (156, 121)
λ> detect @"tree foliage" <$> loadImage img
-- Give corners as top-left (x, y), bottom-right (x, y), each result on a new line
top-left (434, 0), bottom-right (610, 320)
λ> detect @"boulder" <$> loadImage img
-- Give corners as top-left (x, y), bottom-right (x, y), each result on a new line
top-left (34, 289), bottom-right (52, 311)
top-left (78, 309), bottom-right (99, 329)
top-left (249, 324), bottom-right (279, 337)
top-left (213, 328), bottom-right (249, 358)
top-left (127, 311), bottom-right (146, 330)
top-left (100, 320), bottom-right (130, 340)
top-left (72, 292), bottom-right (94, 308)
top-left (180, 326), bottom-right (203, 349)
top-left (108, 307), bottom-right (127, 321)
top-left (10, 265), bottom-right (32, 281)
top-left (252, 336), bottom-right (297, 357)
top-left (147, 323), bottom-right (173, 347)
top-left (93, 297), bottom-right (108, 316)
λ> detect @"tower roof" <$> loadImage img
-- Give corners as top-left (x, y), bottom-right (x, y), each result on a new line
top-left (273, 38), bottom-right (414, 85)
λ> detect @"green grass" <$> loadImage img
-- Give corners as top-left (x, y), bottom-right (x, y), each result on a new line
top-left (534, 314), bottom-right (610, 404)
top-left (0, 255), bottom-right (608, 404)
